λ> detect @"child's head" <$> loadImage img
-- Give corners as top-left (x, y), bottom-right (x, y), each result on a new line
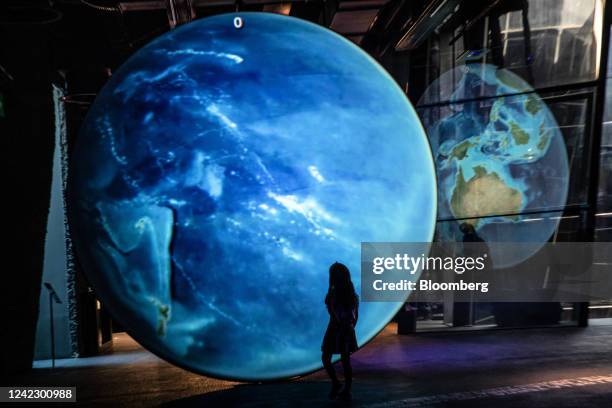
top-left (460, 222), bottom-right (476, 235)
top-left (328, 262), bottom-right (357, 304)
top-left (329, 262), bottom-right (350, 286)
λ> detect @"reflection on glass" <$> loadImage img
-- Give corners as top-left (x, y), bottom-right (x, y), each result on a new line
top-left (597, 26), bottom-right (612, 241)
top-left (546, 96), bottom-right (589, 207)
top-left (435, 209), bottom-right (583, 266)
top-left (418, 211), bottom-right (585, 330)
top-left (394, 0), bottom-right (599, 331)
top-left (498, 0), bottom-right (600, 87)
top-left (419, 64), bottom-right (569, 267)
top-left (410, 0), bottom-right (601, 103)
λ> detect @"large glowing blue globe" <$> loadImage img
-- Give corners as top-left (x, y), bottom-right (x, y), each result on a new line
top-left (70, 13), bottom-right (436, 380)
top-left (419, 64), bottom-right (569, 267)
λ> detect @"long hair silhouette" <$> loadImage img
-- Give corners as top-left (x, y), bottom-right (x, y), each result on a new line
top-left (327, 262), bottom-right (358, 307)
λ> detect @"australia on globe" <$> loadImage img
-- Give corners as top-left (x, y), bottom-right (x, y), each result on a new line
top-left (69, 13), bottom-right (437, 380)
top-left (419, 63), bottom-right (569, 267)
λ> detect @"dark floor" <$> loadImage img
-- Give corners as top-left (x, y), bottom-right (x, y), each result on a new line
top-left (10, 321), bottom-right (612, 407)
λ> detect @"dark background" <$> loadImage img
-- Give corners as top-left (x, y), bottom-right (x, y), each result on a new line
top-left (2, 0), bottom-right (612, 380)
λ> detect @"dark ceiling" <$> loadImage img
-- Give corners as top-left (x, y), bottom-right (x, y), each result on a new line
top-left (1, 0), bottom-right (509, 95)
top-left (0, 0), bottom-right (406, 74)
top-left (5, 0), bottom-right (514, 88)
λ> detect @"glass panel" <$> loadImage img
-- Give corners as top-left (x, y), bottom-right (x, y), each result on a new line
top-left (409, 0), bottom-right (601, 104)
top-left (589, 25), bottom-right (611, 315)
top-left (547, 94), bottom-right (590, 207)
top-left (595, 27), bottom-right (612, 242)
top-left (498, 0), bottom-right (598, 88)
top-left (414, 211), bottom-right (585, 330)
top-left (417, 88), bottom-right (590, 231)
top-left (395, 1), bottom-right (600, 332)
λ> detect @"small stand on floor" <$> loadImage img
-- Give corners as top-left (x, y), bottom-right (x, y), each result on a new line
top-left (44, 282), bottom-right (62, 369)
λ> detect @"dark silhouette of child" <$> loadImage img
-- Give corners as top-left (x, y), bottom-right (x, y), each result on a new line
top-left (460, 222), bottom-right (484, 243)
top-left (321, 262), bottom-right (359, 400)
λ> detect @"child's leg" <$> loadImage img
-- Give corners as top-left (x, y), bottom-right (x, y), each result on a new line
top-left (340, 352), bottom-right (352, 390)
top-left (322, 352), bottom-right (339, 384)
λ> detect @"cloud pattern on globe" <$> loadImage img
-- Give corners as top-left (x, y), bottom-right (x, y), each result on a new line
top-left (70, 13), bottom-right (436, 380)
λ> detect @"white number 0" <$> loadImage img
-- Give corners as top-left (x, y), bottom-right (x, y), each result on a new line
top-left (233, 17), bottom-right (243, 29)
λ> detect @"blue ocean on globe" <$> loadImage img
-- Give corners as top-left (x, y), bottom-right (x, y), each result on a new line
top-left (70, 13), bottom-right (436, 380)
top-left (419, 64), bottom-right (569, 267)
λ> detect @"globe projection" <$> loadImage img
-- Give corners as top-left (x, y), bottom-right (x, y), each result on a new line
top-left (69, 13), bottom-right (437, 380)
top-left (419, 63), bottom-right (569, 267)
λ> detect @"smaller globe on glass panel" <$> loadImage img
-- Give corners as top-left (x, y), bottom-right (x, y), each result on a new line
top-left (69, 13), bottom-right (437, 380)
top-left (418, 64), bottom-right (569, 267)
